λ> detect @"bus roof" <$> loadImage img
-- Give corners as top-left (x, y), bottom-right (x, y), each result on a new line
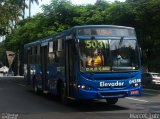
top-left (24, 25), bottom-right (135, 48)
top-left (72, 25), bottom-right (134, 30)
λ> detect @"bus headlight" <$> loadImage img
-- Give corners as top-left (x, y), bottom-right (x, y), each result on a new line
top-left (134, 83), bottom-right (139, 87)
top-left (130, 82), bottom-right (141, 88)
top-left (81, 85), bottom-right (86, 89)
top-left (77, 84), bottom-right (92, 90)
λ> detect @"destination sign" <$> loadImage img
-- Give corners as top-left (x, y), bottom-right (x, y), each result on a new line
top-left (77, 28), bottom-right (135, 36)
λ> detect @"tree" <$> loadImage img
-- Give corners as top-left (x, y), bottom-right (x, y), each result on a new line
top-left (2, 0), bottom-right (160, 73)
top-left (28, 0), bottom-right (40, 18)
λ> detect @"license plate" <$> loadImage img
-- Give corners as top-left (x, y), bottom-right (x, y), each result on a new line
top-left (130, 90), bottom-right (139, 95)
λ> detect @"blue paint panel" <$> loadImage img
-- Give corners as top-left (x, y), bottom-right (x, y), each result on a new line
top-left (73, 70), bottom-right (142, 100)
top-left (47, 64), bottom-right (65, 95)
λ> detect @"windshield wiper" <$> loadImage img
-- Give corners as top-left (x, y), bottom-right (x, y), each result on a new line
top-left (118, 37), bottom-right (124, 48)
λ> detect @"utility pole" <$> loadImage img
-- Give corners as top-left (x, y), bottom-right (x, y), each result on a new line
top-left (29, 0), bottom-right (31, 19)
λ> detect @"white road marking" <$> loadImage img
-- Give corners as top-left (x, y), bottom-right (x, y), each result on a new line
top-left (126, 97), bottom-right (149, 103)
top-left (17, 84), bottom-right (26, 87)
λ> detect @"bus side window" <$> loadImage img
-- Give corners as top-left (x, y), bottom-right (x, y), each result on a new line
top-left (37, 45), bottom-right (40, 64)
top-left (48, 41), bottom-right (56, 64)
top-left (56, 39), bottom-right (64, 64)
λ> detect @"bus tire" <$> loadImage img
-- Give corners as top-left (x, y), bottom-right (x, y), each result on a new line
top-left (33, 77), bottom-right (40, 94)
top-left (60, 83), bottom-right (68, 104)
top-left (106, 98), bottom-right (118, 105)
top-left (33, 80), bottom-right (38, 93)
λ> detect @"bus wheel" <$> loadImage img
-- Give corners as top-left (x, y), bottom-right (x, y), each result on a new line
top-left (106, 98), bottom-right (118, 105)
top-left (33, 80), bottom-right (40, 94)
top-left (33, 82), bottom-right (38, 93)
top-left (60, 83), bottom-right (67, 104)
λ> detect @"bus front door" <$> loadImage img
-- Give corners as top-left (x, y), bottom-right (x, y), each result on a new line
top-left (65, 40), bottom-right (75, 97)
top-left (41, 46), bottom-right (48, 91)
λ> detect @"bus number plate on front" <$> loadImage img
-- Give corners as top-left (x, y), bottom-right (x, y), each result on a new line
top-left (130, 90), bottom-right (139, 95)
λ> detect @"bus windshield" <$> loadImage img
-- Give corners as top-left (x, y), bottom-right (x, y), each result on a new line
top-left (77, 39), bottom-right (139, 72)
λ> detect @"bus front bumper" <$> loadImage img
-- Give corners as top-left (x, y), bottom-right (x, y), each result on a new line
top-left (77, 86), bottom-right (142, 100)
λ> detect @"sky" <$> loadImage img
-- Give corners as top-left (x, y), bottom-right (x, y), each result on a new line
top-left (26, 0), bottom-right (126, 17)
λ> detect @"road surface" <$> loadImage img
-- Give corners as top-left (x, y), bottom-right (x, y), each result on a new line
top-left (0, 76), bottom-right (160, 119)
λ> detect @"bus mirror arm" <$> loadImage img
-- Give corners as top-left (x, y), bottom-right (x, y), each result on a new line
top-left (75, 43), bottom-right (82, 60)
top-left (140, 47), bottom-right (142, 58)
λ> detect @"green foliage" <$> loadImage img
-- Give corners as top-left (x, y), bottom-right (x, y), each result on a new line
top-left (0, 0), bottom-right (160, 73)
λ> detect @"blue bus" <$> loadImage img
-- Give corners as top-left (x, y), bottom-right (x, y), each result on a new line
top-left (24, 25), bottom-right (142, 104)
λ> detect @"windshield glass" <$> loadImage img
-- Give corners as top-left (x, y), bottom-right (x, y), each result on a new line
top-left (77, 39), bottom-right (139, 72)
